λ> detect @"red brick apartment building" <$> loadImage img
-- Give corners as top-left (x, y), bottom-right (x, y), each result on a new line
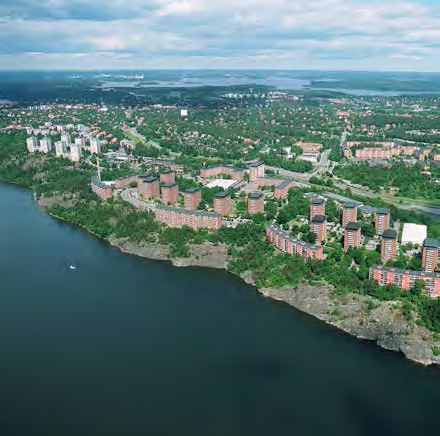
top-left (344, 222), bottom-right (361, 250)
top-left (214, 191), bottom-right (231, 216)
top-left (184, 187), bottom-right (202, 210)
top-left (138, 175), bottom-right (160, 199)
top-left (311, 215), bottom-right (327, 244)
top-left (91, 175), bottom-right (112, 200)
top-left (266, 225), bottom-right (323, 260)
top-left (381, 229), bottom-right (398, 263)
top-left (247, 192), bottom-right (264, 214)
top-left (274, 179), bottom-right (295, 200)
top-left (159, 170), bottom-right (175, 184)
top-left (375, 208), bottom-right (391, 235)
top-left (369, 265), bottom-right (440, 298)
top-left (161, 182), bottom-right (179, 205)
top-left (200, 164), bottom-right (244, 180)
top-left (342, 202), bottom-right (358, 228)
top-left (422, 239), bottom-right (439, 273)
top-left (155, 205), bottom-right (222, 230)
top-left (310, 197), bottom-right (325, 221)
top-left (249, 162), bottom-right (265, 182)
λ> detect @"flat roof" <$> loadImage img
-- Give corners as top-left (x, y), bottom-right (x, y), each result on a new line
top-left (277, 179), bottom-right (294, 189)
top-left (401, 223), bottom-right (427, 245)
top-left (249, 162), bottom-right (264, 168)
top-left (344, 201), bottom-right (358, 209)
top-left (215, 191), bottom-right (230, 199)
top-left (142, 175), bottom-right (158, 183)
top-left (311, 197), bottom-right (325, 205)
top-left (162, 182), bottom-right (177, 188)
top-left (157, 204), bottom-right (220, 218)
top-left (185, 187), bottom-right (200, 194)
top-left (267, 225), bottom-right (322, 251)
top-left (383, 229), bottom-right (398, 239)
top-left (376, 207), bottom-right (390, 215)
top-left (160, 169), bottom-right (174, 174)
top-left (312, 215), bottom-right (327, 223)
top-left (371, 265), bottom-right (440, 279)
top-left (346, 222), bottom-right (361, 231)
top-left (249, 192), bottom-right (263, 200)
top-left (424, 238), bottom-right (439, 248)
top-left (205, 179), bottom-right (238, 190)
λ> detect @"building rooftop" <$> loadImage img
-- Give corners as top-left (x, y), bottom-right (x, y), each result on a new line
top-left (371, 265), bottom-right (440, 279)
top-left (423, 238), bottom-right (439, 249)
top-left (312, 215), bottom-right (327, 224)
top-left (376, 207), bottom-right (390, 215)
top-left (276, 179), bottom-right (293, 189)
top-left (346, 222), bottom-right (361, 231)
top-left (383, 229), bottom-right (398, 239)
top-left (160, 169), bottom-right (174, 175)
top-left (267, 225), bottom-right (322, 251)
top-left (162, 182), bottom-right (177, 189)
top-left (311, 197), bottom-right (325, 205)
top-left (344, 201), bottom-right (358, 209)
top-left (157, 204), bottom-right (220, 218)
top-left (185, 187), bottom-right (200, 194)
top-left (249, 161), bottom-right (264, 168)
top-left (249, 192), bottom-right (263, 200)
top-left (215, 191), bottom-right (230, 199)
top-left (141, 175), bottom-right (158, 183)
top-left (402, 223), bottom-right (427, 245)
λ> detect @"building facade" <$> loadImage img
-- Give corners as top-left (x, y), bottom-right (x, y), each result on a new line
top-left (91, 175), bottom-right (112, 200)
top-left (155, 205), bottom-right (222, 230)
top-left (159, 170), bottom-right (176, 184)
top-left (266, 225), bottom-right (324, 260)
top-left (422, 238), bottom-right (439, 273)
top-left (184, 187), bottom-right (202, 210)
top-left (274, 180), bottom-right (294, 200)
top-left (381, 229), bottom-right (398, 263)
top-left (311, 215), bottom-right (327, 244)
top-left (214, 191), bottom-right (231, 216)
top-left (249, 162), bottom-right (265, 182)
top-left (375, 208), bottom-right (391, 235)
top-left (200, 164), bottom-right (244, 180)
top-left (342, 202), bottom-right (358, 228)
top-left (344, 222), bottom-right (361, 250)
top-left (247, 192), bottom-right (264, 214)
top-left (310, 197), bottom-right (325, 221)
top-left (138, 175), bottom-right (160, 200)
top-left (161, 182), bottom-right (179, 205)
top-left (369, 265), bottom-right (440, 298)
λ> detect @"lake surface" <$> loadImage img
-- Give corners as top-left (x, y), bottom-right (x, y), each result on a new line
top-left (1, 181), bottom-right (440, 436)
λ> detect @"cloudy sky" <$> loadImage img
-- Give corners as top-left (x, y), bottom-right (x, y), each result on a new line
top-left (0, 0), bottom-right (439, 71)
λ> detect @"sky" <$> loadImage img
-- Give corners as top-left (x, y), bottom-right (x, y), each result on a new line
top-left (0, 0), bottom-right (439, 71)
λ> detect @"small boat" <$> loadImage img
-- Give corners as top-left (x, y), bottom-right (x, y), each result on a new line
top-left (69, 265), bottom-right (77, 270)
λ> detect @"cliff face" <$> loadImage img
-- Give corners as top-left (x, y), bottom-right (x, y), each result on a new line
top-left (108, 237), bottom-right (228, 269)
top-left (259, 285), bottom-right (440, 366)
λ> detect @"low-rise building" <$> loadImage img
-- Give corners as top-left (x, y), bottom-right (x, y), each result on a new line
top-left (114, 175), bottom-right (139, 189)
top-left (91, 175), bottom-right (112, 200)
top-left (266, 225), bottom-right (323, 260)
top-left (369, 265), bottom-right (440, 297)
top-left (274, 179), bottom-right (294, 199)
top-left (155, 205), bottom-right (222, 230)
top-left (200, 164), bottom-right (244, 180)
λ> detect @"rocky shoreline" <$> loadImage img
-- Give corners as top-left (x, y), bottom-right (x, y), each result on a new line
top-left (106, 234), bottom-right (440, 366)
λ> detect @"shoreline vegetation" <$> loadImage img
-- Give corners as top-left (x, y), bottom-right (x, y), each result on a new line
top-left (1, 132), bottom-right (440, 366)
